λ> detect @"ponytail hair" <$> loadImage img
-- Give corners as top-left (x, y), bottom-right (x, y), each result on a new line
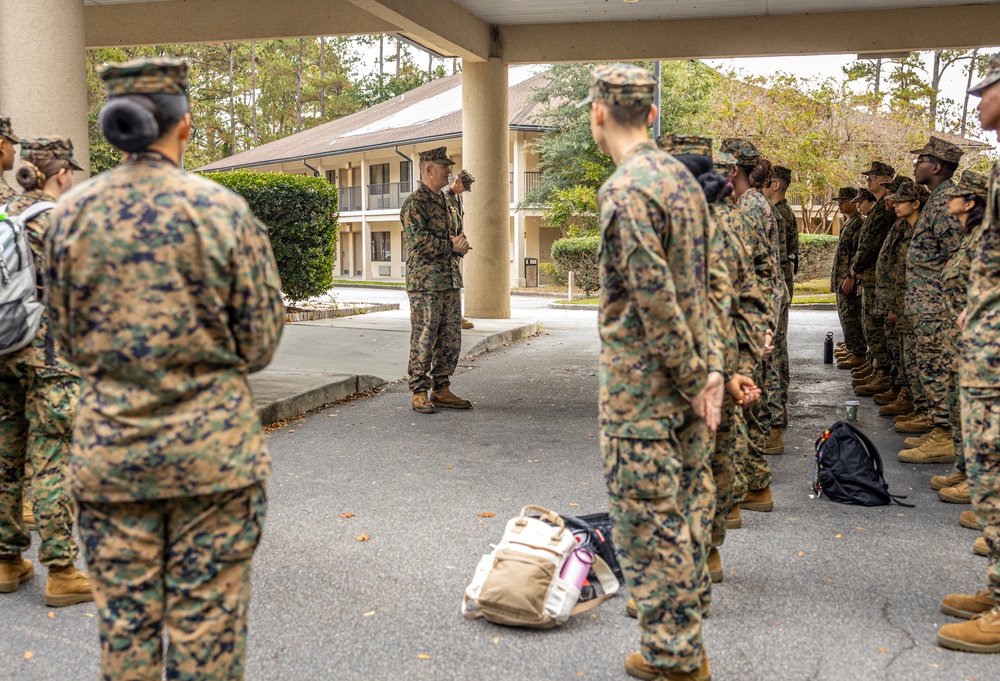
top-left (16, 161), bottom-right (47, 192)
top-left (674, 154), bottom-right (733, 204)
top-left (966, 194), bottom-right (987, 231)
top-left (739, 158), bottom-right (773, 189)
top-left (99, 93), bottom-right (189, 153)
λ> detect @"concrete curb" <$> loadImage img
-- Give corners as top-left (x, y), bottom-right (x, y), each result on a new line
top-left (285, 302), bottom-right (399, 323)
top-left (790, 303), bottom-right (838, 311)
top-left (257, 374), bottom-right (386, 425)
top-left (549, 302), bottom-right (598, 310)
top-left (256, 322), bottom-right (537, 425)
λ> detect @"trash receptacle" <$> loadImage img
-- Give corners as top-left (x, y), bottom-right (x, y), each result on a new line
top-left (524, 257), bottom-right (538, 288)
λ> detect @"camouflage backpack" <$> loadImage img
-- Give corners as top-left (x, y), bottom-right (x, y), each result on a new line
top-left (0, 201), bottom-right (54, 355)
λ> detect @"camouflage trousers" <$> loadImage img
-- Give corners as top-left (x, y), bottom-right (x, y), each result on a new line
top-left (767, 296), bottom-right (790, 424)
top-left (740, 361), bottom-right (773, 493)
top-left (946, 330), bottom-right (965, 472)
top-left (407, 289), bottom-right (462, 394)
top-left (78, 483), bottom-right (266, 681)
top-left (861, 287), bottom-right (891, 369)
top-left (711, 393), bottom-right (746, 547)
top-left (883, 316), bottom-right (910, 389)
top-left (0, 361), bottom-right (80, 568)
top-left (903, 315), bottom-right (955, 428)
top-left (960, 393), bottom-right (1000, 600)
top-left (836, 290), bottom-right (865, 357)
top-left (602, 420), bottom-right (714, 673)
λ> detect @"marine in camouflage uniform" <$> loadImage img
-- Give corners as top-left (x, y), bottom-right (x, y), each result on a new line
top-left (771, 168), bottom-right (798, 420)
top-left (46, 58), bottom-right (284, 680)
top-left (402, 146), bottom-right (471, 413)
top-left (588, 66), bottom-right (716, 677)
top-left (0, 116), bottom-right (17, 203)
top-left (851, 161), bottom-right (896, 380)
top-left (875, 178), bottom-right (919, 404)
top-left (903, 138), bottom-right (966, 437)
top-left (940, 172), bottom-right (989, 484)
top-left (830, 187), bottom-right (865, 358)
top-left (723, 137), bottom-right (781, 496)
top-left (0, 137), bottom-right (89, 606)
top-left (939, 54), bottom-right (1000, 652)
top-left (444, 169), bottom-right (475, 330)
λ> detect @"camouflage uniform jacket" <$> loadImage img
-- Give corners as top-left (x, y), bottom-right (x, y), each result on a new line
top-left (850, 197), bottom-right (895, 286)
top-left (0, 180), bottom-right (15, 205)
top-left (831, 213), bottom-right (862, 292)
top-left (775, 198), bottom-right (798, 282)
top-left (2, 190), bottom-right (78, 373)
top-left (402, 184), bottom-right (461, 292)
top-left (442, 187), bottom-right (466, 289)
top-left (46, 155), bottom-right (285, 503)
top-left (943, 221), bottom-right (988, 322)
top-left (712, 199), bottom-right (767, 378)
top-left (706, 208), bottom-right (731, 377)
top-left (962, 161), bottom-right (1000, 390)
top-left (904, 179), bottom-right (963, 317)
top-left (736, 188), bottom-right (782, 326)
top-left (598, 141), bottom-right (710, 439)
top-left (875, 216), bottom-right (915, 317)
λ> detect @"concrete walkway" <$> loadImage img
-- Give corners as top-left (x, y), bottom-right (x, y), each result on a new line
top-left (251, 288), bottom-right (539, 424)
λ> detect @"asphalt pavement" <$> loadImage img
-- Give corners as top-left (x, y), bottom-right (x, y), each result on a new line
top-left (1, 293), bottom-right (995, 681)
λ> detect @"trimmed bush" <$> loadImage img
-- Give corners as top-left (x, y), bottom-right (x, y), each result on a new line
top-left (550, 235), bottom-right (600, 294)
top-left (205, 170), bottom-right (339, 302)
top-left (794, 233), bottom-right (838, 283)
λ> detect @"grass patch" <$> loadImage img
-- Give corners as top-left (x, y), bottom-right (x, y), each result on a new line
top-left (793, 278), bottom-right (833, 296)
top-left (331, 279), bottom-right (405, 287)
top-left (793, 293), bottom-right (836, 304)
top-left (559, 297), bottom-right (599, 305)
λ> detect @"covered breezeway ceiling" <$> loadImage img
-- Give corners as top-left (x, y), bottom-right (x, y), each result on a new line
top-left (82, 0), bottom-right (1000, 63)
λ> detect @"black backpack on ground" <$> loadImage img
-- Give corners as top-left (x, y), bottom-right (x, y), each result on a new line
top-left (813, 420), bottom-right (913, 507)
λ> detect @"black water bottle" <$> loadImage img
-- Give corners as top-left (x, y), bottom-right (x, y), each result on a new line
top-left (824, 332), bottom-right (834, 364)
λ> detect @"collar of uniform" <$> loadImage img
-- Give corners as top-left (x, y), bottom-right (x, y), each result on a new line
top-left (127, 150), bottom-right (178, 167)
top-left (929, 178), bottom-right (955, 197)
top-left (618, 139), bottom-right (659, 166)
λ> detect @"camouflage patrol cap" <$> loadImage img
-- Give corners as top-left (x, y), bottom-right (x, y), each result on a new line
top-left (861, 161), bottom-right (895, 177)
top-left (0, 116), bottom-right (18, 143)
top-left (457, 169), bottom-right (475, 191)
top-left (851, 188), bottom-right (877, 204)
top-left (773, 166), bottom-right (792, 183)
top-left (886, 181), bottom-right (928, 204)
top-left (968, 53), bottom-right (1000, 97)
top-left (834, 186), bottom-right (858, 202)
top-left (99, 57), bottom-right (189, 97)
top-left (910, 136), bottom-right (964, 164)
top-left (879, 175), bottom-right (912, 193)
top-left (419, 146), bottom-right (455, 166)
top-left (721, 138), bottom-right (760, 165)
top-left (944, 169), bottom-right (989, 198)
top-left (713, 149), bottom-right (737, 168)
top-left (656, 134), bottom-right (711, 157)
top-left (19, 136), bottom-right (84, 171)
top-left (577, 63), bottom-right (657, 108)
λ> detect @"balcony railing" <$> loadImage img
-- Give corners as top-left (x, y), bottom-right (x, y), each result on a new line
top-left (367, 182), bottom-right (413, 210)
top-left (339, 185), bottom-right (362, 212)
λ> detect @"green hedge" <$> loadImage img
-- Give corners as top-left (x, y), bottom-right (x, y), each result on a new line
top-left (550, 235), bottom-right (600, 294)
top-left (205, 170), bottom-right (339, 302)
top-left (795, 233), bottom-right (838, 283)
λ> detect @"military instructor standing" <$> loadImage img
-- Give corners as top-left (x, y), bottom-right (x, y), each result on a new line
top-left (402, 147), bottom-right (473, 414)
top-left (46, 57), bottom-right (284, 680)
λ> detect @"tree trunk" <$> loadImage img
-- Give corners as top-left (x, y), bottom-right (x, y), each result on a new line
top-left (930, 51), bottom-right (941, 130)
top-left (379, 35), bottom-right (384, 77)
top-left (962, 48), bottom-right (979, 138)
top-left (296, 38), bottom-right (304, 132)
top-left (251, 41), bottom-right (259, 144)
top-left (320, 38), bottom-right (326, 118)
top-left (428, 50), bottom-right (432, 76)
top-left (395, 38), bottom-right (400, 76)
top-left (227, 44), bottom-right (236, 153)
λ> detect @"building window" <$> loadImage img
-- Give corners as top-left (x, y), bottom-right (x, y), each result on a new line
top-left (369, 163), bottom-right (389, 195)
top-left (371, 231), bottom-right (391, 262)
top-left (325, 169), bottom-right (336, 185)
top-left (399, 160), bottom-right (412, 192)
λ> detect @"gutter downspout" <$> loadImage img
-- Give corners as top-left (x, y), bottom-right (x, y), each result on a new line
top-left (393, 146), bottom-right (413, 188)
top-left (302, 159), bottom-right (320, 177)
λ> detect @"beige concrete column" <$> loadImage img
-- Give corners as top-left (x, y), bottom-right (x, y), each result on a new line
top-left (0, 0), bottom-right (89, 177)
top-left (462, 58), bottom-right (509, 319)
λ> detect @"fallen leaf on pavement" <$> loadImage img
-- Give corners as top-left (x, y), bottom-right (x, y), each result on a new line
top-left (446, 466), bottom-right (453, 470)
top-left (47, 612), bottom-right (54, 619)
top-left (856, 527), bottom-right (868, 532)
top-left (340, 512), bottom-right (355, 519)
top-left (835, 534), bottom-right (842, 539)
top-left (797, 551), bottom-right (804, 557)
top-left (355, 534), bottom-right (370, 542)
top-left (822, 578), bottom-right (832, 583)
top-left (24, 652), bottom-right (32, 660)
top-left (569, 503), bottom-right (580, 507)
top-left (477, 512), bottom-right (495, 518)
top-left (877, 646), bottom-right (887, 654)
top-left (492, 636), bottom-right (501, 645)
top-left (363, 611), bottom-right (376, 617)
top-left (417, 654), bottom-right (432, 660)
top-left (924, 662), bottom-right (939, 668)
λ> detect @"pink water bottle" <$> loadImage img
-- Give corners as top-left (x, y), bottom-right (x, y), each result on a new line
top-left (560, 546), bottom-right (594, 590)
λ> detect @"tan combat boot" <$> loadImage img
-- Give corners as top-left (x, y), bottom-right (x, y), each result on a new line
top-left (412, 392), bottom-right (436, 414)
top-left (764, 428), bottom-right (784, 455)
top-left (742, 486), bottom-right (773, 512)
top-left (625, 649), bottom-right (710, 681)
top-left (975, 537), bottom-right (989, 557)
top-left (960, 511), bottom-right (981, 530)
top-left (931, 470), bottom-right (966, 491)
top-left (838, 355), bottom-right (866, 370)
top-left (895, 414), bottom-right (933, 434)
top-left (461, 317), bottom-right (474, 330)
top-left (727, 504), bottom-right (742, 529)
top-left (938, 605), bottom-right (1000, 653)
top-left (23, 496), bottom-right (36, 532)
top-left (856, 371), bottom-right (892, 397)
top-left (45, 566), bottom-right (94, 607)
top-left (429, 387), bottom-right (472, 409)
top-left (707, 547), bottom-right (723, 583)
top-left (942, 589), bottom-right (997, 619)
top-left (880, 391), bottom-right (915, 416)
top-left (873, 386), bottom-right (900, 406)
top-left (903, 431), bottom-right (934, 449)
top-left (626, 596), bottom-right (637, 618)
top-left (0, 557), bottom-right (34, 593)
top-left (939, 480), bottom-right (971, 504)
top-left (851, 361), bottom-right (874, 378)
top-left (898, 427), bottom-right (955, 463)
